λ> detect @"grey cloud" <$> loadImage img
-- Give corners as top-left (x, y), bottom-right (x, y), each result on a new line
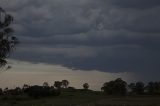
top-left (12, 44), bottom-right (160, 73)
top-left (1, 0), bottom-right (160, 80)
top-left (109, 0), bottom-right (160, 9)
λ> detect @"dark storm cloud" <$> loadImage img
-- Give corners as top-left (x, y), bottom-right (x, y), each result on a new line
top-left (1, 0), bottom-right (160, 79)
top-left (109, 0), bottom-right (160, 9)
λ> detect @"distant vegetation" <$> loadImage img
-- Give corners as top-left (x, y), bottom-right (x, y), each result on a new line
top-left (102, 78), bottom-right (160, 96)
top-left (0, 79), bottom-right (160, 105)
top-left (0, 78), bottom-right (160, 98)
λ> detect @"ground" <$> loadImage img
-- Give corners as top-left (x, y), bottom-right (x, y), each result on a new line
top-left (0, 92), bottom-right (160, 106)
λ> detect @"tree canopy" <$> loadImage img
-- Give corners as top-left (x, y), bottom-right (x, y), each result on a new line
top-left (83, 83), bottom-right (89, 90)
top-left (0, 7), bottom-right (18, 68)
top-left (62, 80), bottom-right (69, 88)
top-left (102, 78), bottom-right (127, 96)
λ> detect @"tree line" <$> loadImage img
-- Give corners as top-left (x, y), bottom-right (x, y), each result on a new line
top-left (101, 78), bottom-right (160, 96)
top-left (0, 80), bottom-right (91, 98)
top-left (0, 78), bottom-right (160, 98)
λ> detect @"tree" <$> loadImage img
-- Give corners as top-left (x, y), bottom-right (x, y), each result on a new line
top-left (135, 82), bottom-right (145, 95)
top-left (54, 81), bottom-right (62, 89)
top-left (128, 83), bottom-right (136, 94)
top-left (83, 83), bottom-right (89, 90)
top-left (23, 84), bottom-right (30, 89)
top-left (43, 82), bottom-right (49, 87)
top-left (102, 78), bottom-right (127, 96)
top-left (146, 82), bottom-right (160, 95)
top-left (146, 82), bottom-right (154, 95)
top-left (114, 78), bottom-right (127, 95)
top-left (62, 80), bottom-right (69, 88)
top-left (154, 82), bottom-right (160, 94)
top-left (0, 7), bottom-right (18, 68)
top-left (22, 84), bottom-right (30, 93)
top-left (3, 87), bottom-right (8, 95)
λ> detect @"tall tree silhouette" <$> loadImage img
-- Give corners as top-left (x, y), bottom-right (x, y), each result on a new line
top-left (0, 7), bottom-right (18, 68)
top-left (54, 81), bottom-right (62, 89)
top-left (62, 80), bottom-right (69, 88)
top-left (83, 83), bottom-right (89, 90)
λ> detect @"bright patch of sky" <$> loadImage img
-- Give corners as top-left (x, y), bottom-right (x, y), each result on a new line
top-left (0, 60), bottom-right (133, 90)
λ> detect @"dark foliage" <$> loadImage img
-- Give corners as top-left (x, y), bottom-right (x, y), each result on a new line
top-left (0, 7), bottom-right (18, 68)
top-left (145, 82), bottom-right (160, 95)
top-left (62, 80), bottom-right (69, 88)
top-left (83, 83), bottom-right (89, 90)
top-left (102, 78), bottom-right (127, 96)
top-left (27, 85), bottom-right (60, 98)
top-left (128, 82), bottom-right (145, 95)
top-left (54, 81), bottom-right (62, 89)
top-left (0, 79), bottom-right (160, 99)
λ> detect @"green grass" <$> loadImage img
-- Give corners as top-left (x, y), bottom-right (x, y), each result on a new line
top-left (0, 92), bottom-right (160, 106)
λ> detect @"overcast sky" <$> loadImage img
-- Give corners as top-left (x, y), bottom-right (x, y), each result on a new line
top-left (0, 0), bottom-right (160, 89)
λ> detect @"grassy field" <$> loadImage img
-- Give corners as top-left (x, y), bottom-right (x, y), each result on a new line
top-left (0, 92), bottom-right (160, 106)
